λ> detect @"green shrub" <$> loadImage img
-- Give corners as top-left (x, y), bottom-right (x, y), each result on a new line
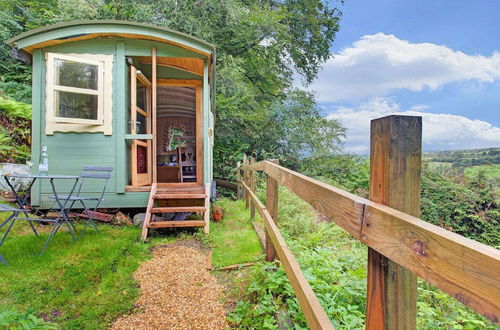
top-left (0, 96), bottom-right (31, 163)
top-left (0, 310), bottom-right (59, 329)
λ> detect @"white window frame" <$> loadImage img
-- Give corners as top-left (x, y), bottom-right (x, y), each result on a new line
top-left (45, 52), bottom-right (113, 135)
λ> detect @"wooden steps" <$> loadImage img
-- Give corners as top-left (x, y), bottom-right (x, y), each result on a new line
top-left (150, 206), bottom-right (206, 213)
top-left (147, 220), bottom-right (205, 228)
top-left (154, 193), bottom-right (206, 199)
top-left (141, 184), bottom-right (210, 240)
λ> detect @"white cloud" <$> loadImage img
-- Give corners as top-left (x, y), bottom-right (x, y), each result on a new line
top-left (311, 33), bottom-right (500, 102)
top-left (326, 98), bottom-right (500, 154)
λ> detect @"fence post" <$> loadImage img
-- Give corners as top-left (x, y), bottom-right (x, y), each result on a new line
top-left (250, 157), bottom-right (256, 219)
top-left (366, 115), bottom-right (421, 329)
top-left (236, 161), bottom-right (243, 200)
top-left (243, 154), bottom-right (249, 209)
top-left (265, 159), bottom-right (279, 262)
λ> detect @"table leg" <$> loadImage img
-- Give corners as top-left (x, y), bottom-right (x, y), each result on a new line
top-left (0, 218), bottom-right (16, 248)
top-left (4, 176), bottom-right (38, 236)
top-left (49, 178), bottom-right (79, 240)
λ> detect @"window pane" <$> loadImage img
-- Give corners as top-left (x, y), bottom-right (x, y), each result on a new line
top-left (55, 91), bottom-right (98, 120)
top-left (137, 143), bottom-right (148, 174)
top-left (137, 82), bottom-right (147, 111)
top-left (136, 112), bottom-right (147, 134)
top-left (55, 59), bottom-right (98, 90)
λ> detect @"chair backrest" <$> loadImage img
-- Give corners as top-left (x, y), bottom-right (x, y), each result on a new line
top-left (76, 167), bottom-right (113, 204)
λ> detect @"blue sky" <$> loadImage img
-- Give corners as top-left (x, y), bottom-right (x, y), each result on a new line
top-left (311, 0), bottom-right (500, 153)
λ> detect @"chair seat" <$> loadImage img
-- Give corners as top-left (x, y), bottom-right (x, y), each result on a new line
top-left (48, 195), bottom-right (100, 201)
top-left (0, 204), bottom-right (21, 212)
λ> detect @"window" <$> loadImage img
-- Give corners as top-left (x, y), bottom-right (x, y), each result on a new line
top-left (45, 53), bottom-right (113, 135)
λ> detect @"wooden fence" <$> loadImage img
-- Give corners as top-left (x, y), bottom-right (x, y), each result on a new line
top-left (236, 115), bottom-right (500, 329)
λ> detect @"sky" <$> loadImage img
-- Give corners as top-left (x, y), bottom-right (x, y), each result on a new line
top-left (309, 0), bottom-right (500, 154)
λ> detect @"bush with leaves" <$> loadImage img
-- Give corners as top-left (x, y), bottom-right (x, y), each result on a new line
top-left (0, 310), bottom-right (59, 329)
top-left (0, 96), bottom-right (31, 163)
top-left (228, 189), bottom-right (496, 328)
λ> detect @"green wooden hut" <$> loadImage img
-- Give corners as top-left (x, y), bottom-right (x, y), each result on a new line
top-left (7, 20), bottom-right (216, 236)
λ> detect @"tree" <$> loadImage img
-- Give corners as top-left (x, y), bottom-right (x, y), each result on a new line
top-left (0, 0), bottom-right (346, 179)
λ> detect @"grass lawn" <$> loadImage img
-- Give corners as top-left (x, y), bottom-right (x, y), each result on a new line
top-left (209, 199), bottom-right (263, 267)
top-left (464, 164), bottom-right (500, 180)
top-left (0, 198), bottom-right (262, 328)
top-left (0, 209), bottom-right (181, 329)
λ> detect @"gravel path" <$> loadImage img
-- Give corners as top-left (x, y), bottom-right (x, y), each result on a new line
top-left (110, 243), bottom-right (228, 330)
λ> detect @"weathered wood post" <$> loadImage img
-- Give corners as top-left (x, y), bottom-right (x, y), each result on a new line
top-left (236, 161), bottom-right (243, 200)
top-left (243, 154), bottom-right (249, 209)
top-left (265, 159), bottom-right (279, 262)
top-left (250, 156), bottom-right (256, 219)
top-left (366, 115), bottom-right (421, 329)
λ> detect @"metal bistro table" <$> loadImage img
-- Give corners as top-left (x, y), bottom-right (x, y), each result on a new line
top-left (1, 174), bottom-right (80, 256)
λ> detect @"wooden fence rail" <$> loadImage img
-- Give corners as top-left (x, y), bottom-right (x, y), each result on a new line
top-left (236, 115), bottom-right (499, 329)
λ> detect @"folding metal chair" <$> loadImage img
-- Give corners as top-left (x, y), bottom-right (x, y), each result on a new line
top-left (0, 203), bottom-right (37, 264)
top-left (48, 166), bottom-right (113, 235)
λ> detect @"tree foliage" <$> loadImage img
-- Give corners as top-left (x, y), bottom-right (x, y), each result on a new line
top-left (0, 0), bottom-right (345, 178)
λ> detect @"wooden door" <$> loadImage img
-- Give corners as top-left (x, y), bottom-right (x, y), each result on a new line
top-left (130, 65), bottom-right (152, 186)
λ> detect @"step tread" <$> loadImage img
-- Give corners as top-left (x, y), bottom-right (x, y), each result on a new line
top-left (154, 193), bottom-right (207, 199)
top-left (147, 220), bottom-right (206, 228)
top-left (150, 206), bottom-right (206, 213)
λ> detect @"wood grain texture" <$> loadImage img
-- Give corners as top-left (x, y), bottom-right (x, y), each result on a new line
top-left (147, 220), bottom-right (205, 228)
top-left (265, 159), bottom-right (279, 262)
top-left (243, 155), bottom-right (249, 209)
top-left (140, 182), bottom-right (157, 240)
top-left (250, 157), bottom-right (256, 219)
top-left (245, 160), bottom-right (500, 323)
top-left (241, 181), bottom-right (334, 330)
top-left (152, 47), bottom-right (158, 183)
top-left (366, 115), bottom-right (420, 329)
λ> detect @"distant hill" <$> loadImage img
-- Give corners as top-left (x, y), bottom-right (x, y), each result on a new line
top-left (423, 147), bottom-right (500, 168)
top-left (423, 148), bottom-right (500, 191)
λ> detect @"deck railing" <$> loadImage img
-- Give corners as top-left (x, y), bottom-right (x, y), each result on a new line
top-left (236, 115), bottom-right (500, 329)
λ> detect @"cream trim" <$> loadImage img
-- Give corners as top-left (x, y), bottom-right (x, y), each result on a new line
top-left (45, 52), bottom-right (113, 135)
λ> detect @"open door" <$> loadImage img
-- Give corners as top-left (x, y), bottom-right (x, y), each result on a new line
top-left (130, 65), bottom-right (152, 186)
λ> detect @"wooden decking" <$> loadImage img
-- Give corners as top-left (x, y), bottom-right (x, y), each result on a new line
top-left (140, 184), bottom-right (210, 240)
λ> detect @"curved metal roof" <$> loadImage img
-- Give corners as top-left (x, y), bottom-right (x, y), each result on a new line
top-left (6, 20), bottom-right (215, 56)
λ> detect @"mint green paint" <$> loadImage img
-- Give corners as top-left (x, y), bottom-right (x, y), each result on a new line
top-left (17, 22), bottom-right (214, 208)
top-left (203, 60), bottom-right (211, 184)
top-left (115, 41), bottom-right (126, 193)
top-left (125, 40), bottom-right (204, 58)
top-left (30, 49), bottom-right (43, 206)
top-left (8, 21), bottom-right (214, 56)
top-left (125, 134), bottom-right (153, 140)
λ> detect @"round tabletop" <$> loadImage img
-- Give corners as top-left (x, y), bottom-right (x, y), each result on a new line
top-left (4, 174), bottom-right (79, 179)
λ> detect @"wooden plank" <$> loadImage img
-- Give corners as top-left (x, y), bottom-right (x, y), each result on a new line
top-left (152, 47), bottom-right (158, 183)
top-left (252, 222), bottom-right (266, 248)
top-left (247, 160), bottom-right (500, 323)
top-left (141, 182), bottom-right (157, 240)
top-left (138, 56), bottom-right (204, 76)
top-left (115, 41), bottom-right (126, 193)
top-left (147, 220), bottom-right (205, 228)
top-left (150, 206), bottom-right (206, 213)
top-left (196, 86), bottom-right (203, 185)
top-left (157, 79), bottom-right (202, 87)
top-left (266, 159), bottom-right (279, 262)
top-left (241, 181), bottom-right (334, 330)
top-left (130, 66), bottom-right (137, 134)
top-left (250, 157), bottom-right (256, 219)
top-left (366, 115), bottom-right (420, 329)
top-left (213, 262), bottom-right (256, 271)
top-left (154, 193), bottom-right (206, 199)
